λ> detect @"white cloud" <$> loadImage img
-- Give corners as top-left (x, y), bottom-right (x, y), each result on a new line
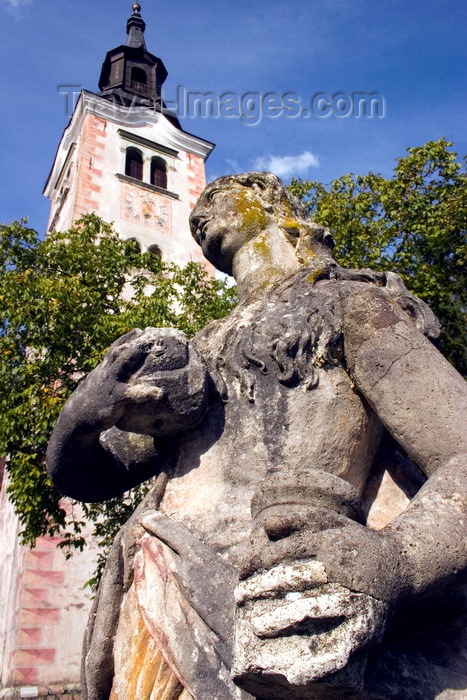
top-left (253, 151), bottom-right (319, 179)
top-left (2, 0), bottom-right (32, 12)
top-left (225, 158), bottom-right (240, 172)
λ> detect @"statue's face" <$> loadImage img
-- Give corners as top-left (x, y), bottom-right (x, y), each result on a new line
top-left (190, 180), bottom-right (270, 275)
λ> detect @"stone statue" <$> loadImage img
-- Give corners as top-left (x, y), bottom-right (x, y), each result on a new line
top-left (47, 172), bottom-right (467, 700)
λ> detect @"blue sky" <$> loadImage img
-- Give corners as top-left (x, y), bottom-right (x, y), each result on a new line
top-left (0, 0), bottom-right (465, 233)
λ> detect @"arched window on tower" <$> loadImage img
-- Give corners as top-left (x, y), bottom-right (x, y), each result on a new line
top-left (125, 147), bottom-right (143, 181)
top-left (150, 157), bottom-right (167, 190)
top-left (131, 67), bottom-right (148, 92)
top-left (125, 237), bottom-right (142, 255)
top-left (148, 244), bottom-right (162, 259)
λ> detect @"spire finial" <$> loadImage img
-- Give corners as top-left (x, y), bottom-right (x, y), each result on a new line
top-left (126, 2), bottom-right (146, 48)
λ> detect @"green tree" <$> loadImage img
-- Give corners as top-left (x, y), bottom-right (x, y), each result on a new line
top-left (289, 139), bottom-right (467, 375)
top-left (0, 214), bottom-right (236, 574)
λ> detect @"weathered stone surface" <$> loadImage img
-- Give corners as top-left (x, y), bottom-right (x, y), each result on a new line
top-left (46, 328), bottom-right (208, 502)
top-left (81, 473), bottom-right (169, 700)
top-left (114, 328), bottom-right (208, 438)
top-left (234, 579), bottom-right (389, 696)
top-left (109, 583), bottom-right (188, 700)
top-left (0, 688), bottom-right (82, 699)
top-left (47, 172), bottom-right (467, 699)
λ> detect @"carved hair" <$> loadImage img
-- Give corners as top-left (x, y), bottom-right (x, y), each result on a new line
top-left (208, 268), bottom-right (343, 402)
top-left (208, 266), bottom-right (440, 404)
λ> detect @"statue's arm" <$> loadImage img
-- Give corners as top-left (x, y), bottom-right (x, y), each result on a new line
top-left (46, 328), bottom-right (208, 503)
top-left (342, 283), bottom-right (467, 599)
top-left (46, 374), bottom-right (158, 503)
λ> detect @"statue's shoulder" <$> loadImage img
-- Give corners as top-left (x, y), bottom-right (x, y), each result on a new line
top-left (332, 269), bottom-right (440, 341)
top-left (192, 314), bottom-right (231, 353)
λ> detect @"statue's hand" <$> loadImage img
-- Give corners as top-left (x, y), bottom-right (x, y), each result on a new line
top-left (140, 512), bottom-right (237, 646)
top-left (234, 567), bottom-right (389, 686)
top-left (242, 507), bottom-right (407, 604)
top-left (85, 327), bottom-right (208, 437)
top-left (234, 507), bottom-right (407, 686)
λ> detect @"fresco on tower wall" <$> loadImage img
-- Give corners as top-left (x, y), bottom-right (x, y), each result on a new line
top-left (121, 183), bottom-right (172, 233)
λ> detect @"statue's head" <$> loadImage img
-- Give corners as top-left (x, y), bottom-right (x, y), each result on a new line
top-left (189, 172), bottom-right (334, 275)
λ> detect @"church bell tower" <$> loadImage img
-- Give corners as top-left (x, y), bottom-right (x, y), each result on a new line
top-left (44, 3), bottom-right (215, 269)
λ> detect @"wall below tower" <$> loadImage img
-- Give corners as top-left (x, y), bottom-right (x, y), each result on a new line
top-left (0, 468), bottom-right (97, 697)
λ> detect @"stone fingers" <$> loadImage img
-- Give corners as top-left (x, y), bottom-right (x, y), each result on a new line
top-left (240, 529), bottom-right (320, 578)
top-left (140, 512), bottom-right (187, 556)
top-left (250, 584), bottom-right (356, 639)
top-left (140, 512), bottom-right (236, 575)
top-left (235, 559), bottom-right (328, 603)
top-left (125, 383), bottom-right (164, 404)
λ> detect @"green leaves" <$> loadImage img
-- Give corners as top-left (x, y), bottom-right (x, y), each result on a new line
top-left (0, 213), bottom-right (236, 569)
top-left (289, 139), bottom-right (467, 375)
